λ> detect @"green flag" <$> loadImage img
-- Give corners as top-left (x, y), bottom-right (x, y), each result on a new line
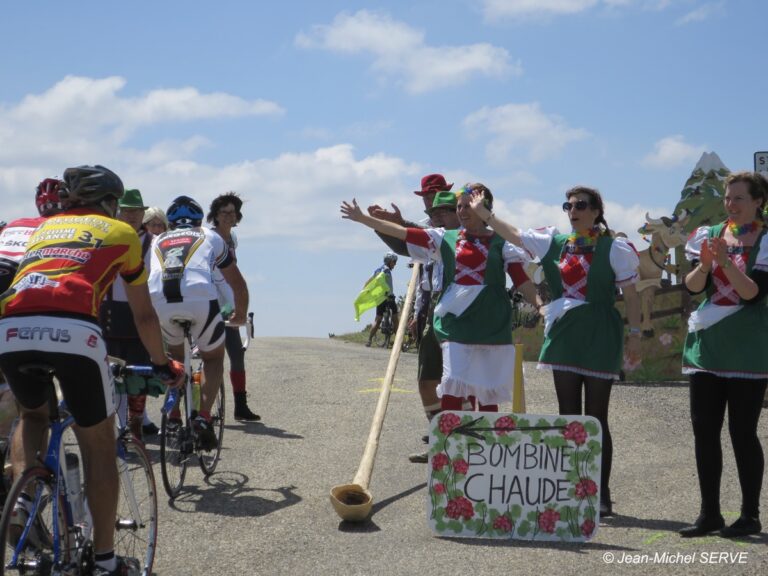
top-left (353, 272), bottom-right (390, 321)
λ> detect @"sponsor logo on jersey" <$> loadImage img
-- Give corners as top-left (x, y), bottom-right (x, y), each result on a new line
top-left (13, 273), bottom-right (60, 291)
top-left (5, 326), bottom-right (72, 343)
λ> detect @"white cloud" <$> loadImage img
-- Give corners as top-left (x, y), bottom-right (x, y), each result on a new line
top-left (481, 0), bottom-right (600, 19)
top-left (463, 102), bottom-right (589, 163)
top-left (642, 135), bottom-right (706, 169)
top-left (0, 75), bottom-right (284, 167)
top-left (296, 10), bottom-right (519, 93)
top-left (676, 2), bottom-right (724, 25)
top-left (480, 0), bottom-right (689, 20)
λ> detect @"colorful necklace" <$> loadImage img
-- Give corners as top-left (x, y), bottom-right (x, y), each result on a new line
top-left (727, 220), bottom-right (762, 237)
top-left (567, 227), bottom-right (599, 247)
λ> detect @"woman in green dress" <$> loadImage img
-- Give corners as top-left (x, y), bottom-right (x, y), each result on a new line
top-left (468, 186), bottom-right (642, 516)
top-left (678, 171), bottom-right (768, 538)
top-left (341, 184), bottom-right (538, 411)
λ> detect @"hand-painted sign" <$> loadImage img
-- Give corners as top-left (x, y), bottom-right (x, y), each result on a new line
top-left (427, 411), bottom-right (602, 541)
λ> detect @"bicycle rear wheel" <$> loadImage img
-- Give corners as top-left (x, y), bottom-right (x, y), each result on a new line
top-left (115, 435), bottom-right (157, 576)
top-left (199, 381), bottom-right (225, 476)
top-left (0, 466), bottom-right (70, 575)
top-left (160, 390), bottom-right (189, 499)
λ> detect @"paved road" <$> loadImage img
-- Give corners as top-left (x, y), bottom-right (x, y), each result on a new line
top-left (145, 337), bottom-right (768, 576)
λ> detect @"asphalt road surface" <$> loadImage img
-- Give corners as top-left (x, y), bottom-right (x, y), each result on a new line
top-left (144, 337), bottom-right (768, 576)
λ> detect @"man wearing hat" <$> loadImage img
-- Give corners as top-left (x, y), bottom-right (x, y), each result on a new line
top-left (407, 190), bottom-right (461, 462)
top-left (99, 188), bottom-right (161, 441)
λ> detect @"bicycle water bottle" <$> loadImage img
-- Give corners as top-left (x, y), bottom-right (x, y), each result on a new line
top-left (192, 368), bottom-right (202, 413)
top-left (162, 386), bottom-right (179, 415)
top-left (65, 452), bottom-right (85, 524)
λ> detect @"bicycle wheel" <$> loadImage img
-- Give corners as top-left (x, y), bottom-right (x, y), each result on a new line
top-left (0, 466), bottom-right (70, 575)
top-left (115, 436), bottom-right (157, 576)
top-left (160, 390), bottom-right (189, 499)
top-left (199, 381), bottom-right (225, 476)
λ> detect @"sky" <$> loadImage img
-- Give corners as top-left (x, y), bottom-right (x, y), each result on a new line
top-left (1, 1), bottom-right (766, 337)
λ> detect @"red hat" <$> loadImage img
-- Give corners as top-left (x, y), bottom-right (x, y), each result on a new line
top-left (414, 174), bottom-right (453, 196)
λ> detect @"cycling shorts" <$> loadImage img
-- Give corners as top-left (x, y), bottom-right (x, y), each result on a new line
top-left (154, 299), bottom-right (225, 352)
top-left (376, 297), bottom-right (398, 317)
top-left (0, 316), bottom-right (114, 427)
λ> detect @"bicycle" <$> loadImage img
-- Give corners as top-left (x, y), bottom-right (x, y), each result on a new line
top-left (159, 315), bottom-right (251, 499)
top-left (0, 361), bottom-right (157, 576)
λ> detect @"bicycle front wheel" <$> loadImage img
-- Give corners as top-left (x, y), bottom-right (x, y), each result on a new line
top-left (116, 436), bottom-right (157, 576)
top-left (199, 381), bottom-right (225, 476)
top-left (0, 466), bottom-right (70, 575)
top-left (160, 390), bottom-right (189, 499)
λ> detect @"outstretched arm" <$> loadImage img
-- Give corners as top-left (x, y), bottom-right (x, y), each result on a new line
top-left (341, 198), bottom-right (408, 240)
top-left (468, 191), bottom-right (523, 247)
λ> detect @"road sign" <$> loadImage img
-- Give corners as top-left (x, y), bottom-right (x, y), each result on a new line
top-left (755, 151), bottom-right (768, 173)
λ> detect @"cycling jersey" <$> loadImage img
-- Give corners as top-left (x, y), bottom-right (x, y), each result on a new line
top-left (148, 227), bottom-right (232, 303)
top-left (0, 208), bottom-right (146, 320)
top-left (0, 216), bottom-right (46, 292)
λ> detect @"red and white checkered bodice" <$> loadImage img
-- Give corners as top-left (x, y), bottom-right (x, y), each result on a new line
top-left (711, 248), bottom-right (749, 305)
top-left (558, 249), bottom-right (593, 299)
top-left (454, 231), bottom-right (490, 286)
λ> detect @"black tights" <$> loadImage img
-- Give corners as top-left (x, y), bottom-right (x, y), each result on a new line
top-left (553, 370), bottom-right (613, 498)
top-left (689, 372), bottom-right (767, 518)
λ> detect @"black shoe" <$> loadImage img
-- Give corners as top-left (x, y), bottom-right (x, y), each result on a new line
top-left (92, 556), bottom-right (141, 576)
top-left (193, 416), bottom-right (218, 451)
top-left (679, 514), bottom-right (725, 538)
top-left (142, 422), bottom-right (160, 436)
top-left (600, 498), bottom-right (613, 517)
top-left (408, 451), bottom-right (428, 463)
top-left (234, 392), bottom-right (261, 422)
top-left (421, 435), bottom-right (429, 444)
top-left (720, 516), bottom-right (762, 538)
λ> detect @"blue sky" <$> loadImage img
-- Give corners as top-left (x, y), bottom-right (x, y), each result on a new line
top-left (1, 1), bottom-right (766, 337)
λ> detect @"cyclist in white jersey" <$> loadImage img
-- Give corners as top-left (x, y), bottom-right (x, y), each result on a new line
top-left (148, 195), bottom-right (249, 449)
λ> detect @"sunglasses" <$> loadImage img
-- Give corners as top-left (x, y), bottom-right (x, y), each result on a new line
top-left (562, 200), bottom-right (591, 212)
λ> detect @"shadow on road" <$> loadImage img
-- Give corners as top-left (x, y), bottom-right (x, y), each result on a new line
top-left (224, 422), bottom-right (303, 439)
top-left (336, 482), bottom-right (428, 533)
top-left (165, 470), bottom-right (301, 517)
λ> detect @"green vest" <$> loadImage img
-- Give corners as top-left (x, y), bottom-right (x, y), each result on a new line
top-left (538, 234), bottom-right (624, 376)
top-left (432, 229), bottom-right (514, 345)
top-left (682, 223), bottom-right (768, 377)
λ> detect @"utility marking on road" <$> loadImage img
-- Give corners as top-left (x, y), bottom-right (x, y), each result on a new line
top-left (643, 532), bottom-right (666, 545)
top-left (358, 387), bottom-right (413, 394)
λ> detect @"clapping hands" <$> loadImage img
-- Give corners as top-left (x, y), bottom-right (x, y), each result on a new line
top-left (340, 199), bottom-right (364, 222)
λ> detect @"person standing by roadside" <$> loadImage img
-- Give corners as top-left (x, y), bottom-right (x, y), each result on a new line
top-left (99, 189), bottom-right (163, 441)
top-left (468, 185), bottom-right (642, 517)
top-left (143, 206), bottom-right (169, 236)
top-left (207, 192), bottom-right (260, 421)
top-left (679, 171), bottom-right (768, 538)
top-left (365, 252), bottom-right (399, 347)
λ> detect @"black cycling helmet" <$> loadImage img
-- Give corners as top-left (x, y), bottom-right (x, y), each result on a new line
top-left (167, 195), bottom-right (204, 229)
top-left (61, 165), bottom-right (124, 216)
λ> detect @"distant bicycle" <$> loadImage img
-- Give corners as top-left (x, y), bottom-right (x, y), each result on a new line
top-left (370, 305), bottom-right (395, 349)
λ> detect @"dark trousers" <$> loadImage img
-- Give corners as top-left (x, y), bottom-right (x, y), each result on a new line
top-left (689, 372), bottom-right (767, 518)
top-left (553, 370), bottom-right (613, 498)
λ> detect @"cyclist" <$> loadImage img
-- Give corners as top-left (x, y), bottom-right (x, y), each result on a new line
top-left (0, 165), bottom-right (183, 576)
top-left (0, 178), bottom-right (65, 292)
top-left (365, 252), bottom-right (399, 347)
top-left (148, 195), bottom-right (249, 450)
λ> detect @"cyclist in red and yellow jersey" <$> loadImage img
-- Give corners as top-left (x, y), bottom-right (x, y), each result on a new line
top-left (0, 165), bottom-right (182, 576)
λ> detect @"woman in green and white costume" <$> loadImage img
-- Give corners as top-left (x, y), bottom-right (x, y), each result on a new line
top-left (678, 171), bottom-right (768, 539)
top-left (341, 184), bottom-right (538, 411)
top-left (469, 186), bottom-right (642, 517)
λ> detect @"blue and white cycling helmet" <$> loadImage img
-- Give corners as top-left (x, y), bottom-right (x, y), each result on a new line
top-left (383, 252), bottom-right (398, 264)
top-left (167, 195), bottom-right (204, 229)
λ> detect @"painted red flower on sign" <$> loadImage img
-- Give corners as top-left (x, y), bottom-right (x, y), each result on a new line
top-left (562, 421), bottom-right (587, 445)
top-left (432, 453), bottom-right (449, 471)
top-left (538, 508), bottom-right (560, 533)
top-left (445, 496), bottom-right (474, 520)
top-left (495, 416), bottom-right (517, 435)
top-left (581, 518), bottom-right (595, 537)
top-left (452, 458), bottom-right (469, 475)
top-left (433, 482), bottom-right (446, 494)
top-left (574, 478), bottom-right (598, 499)
top-left (493, 515), bottom-right (513, 533)
top-left (438, 412), bottom-right (462, 435)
